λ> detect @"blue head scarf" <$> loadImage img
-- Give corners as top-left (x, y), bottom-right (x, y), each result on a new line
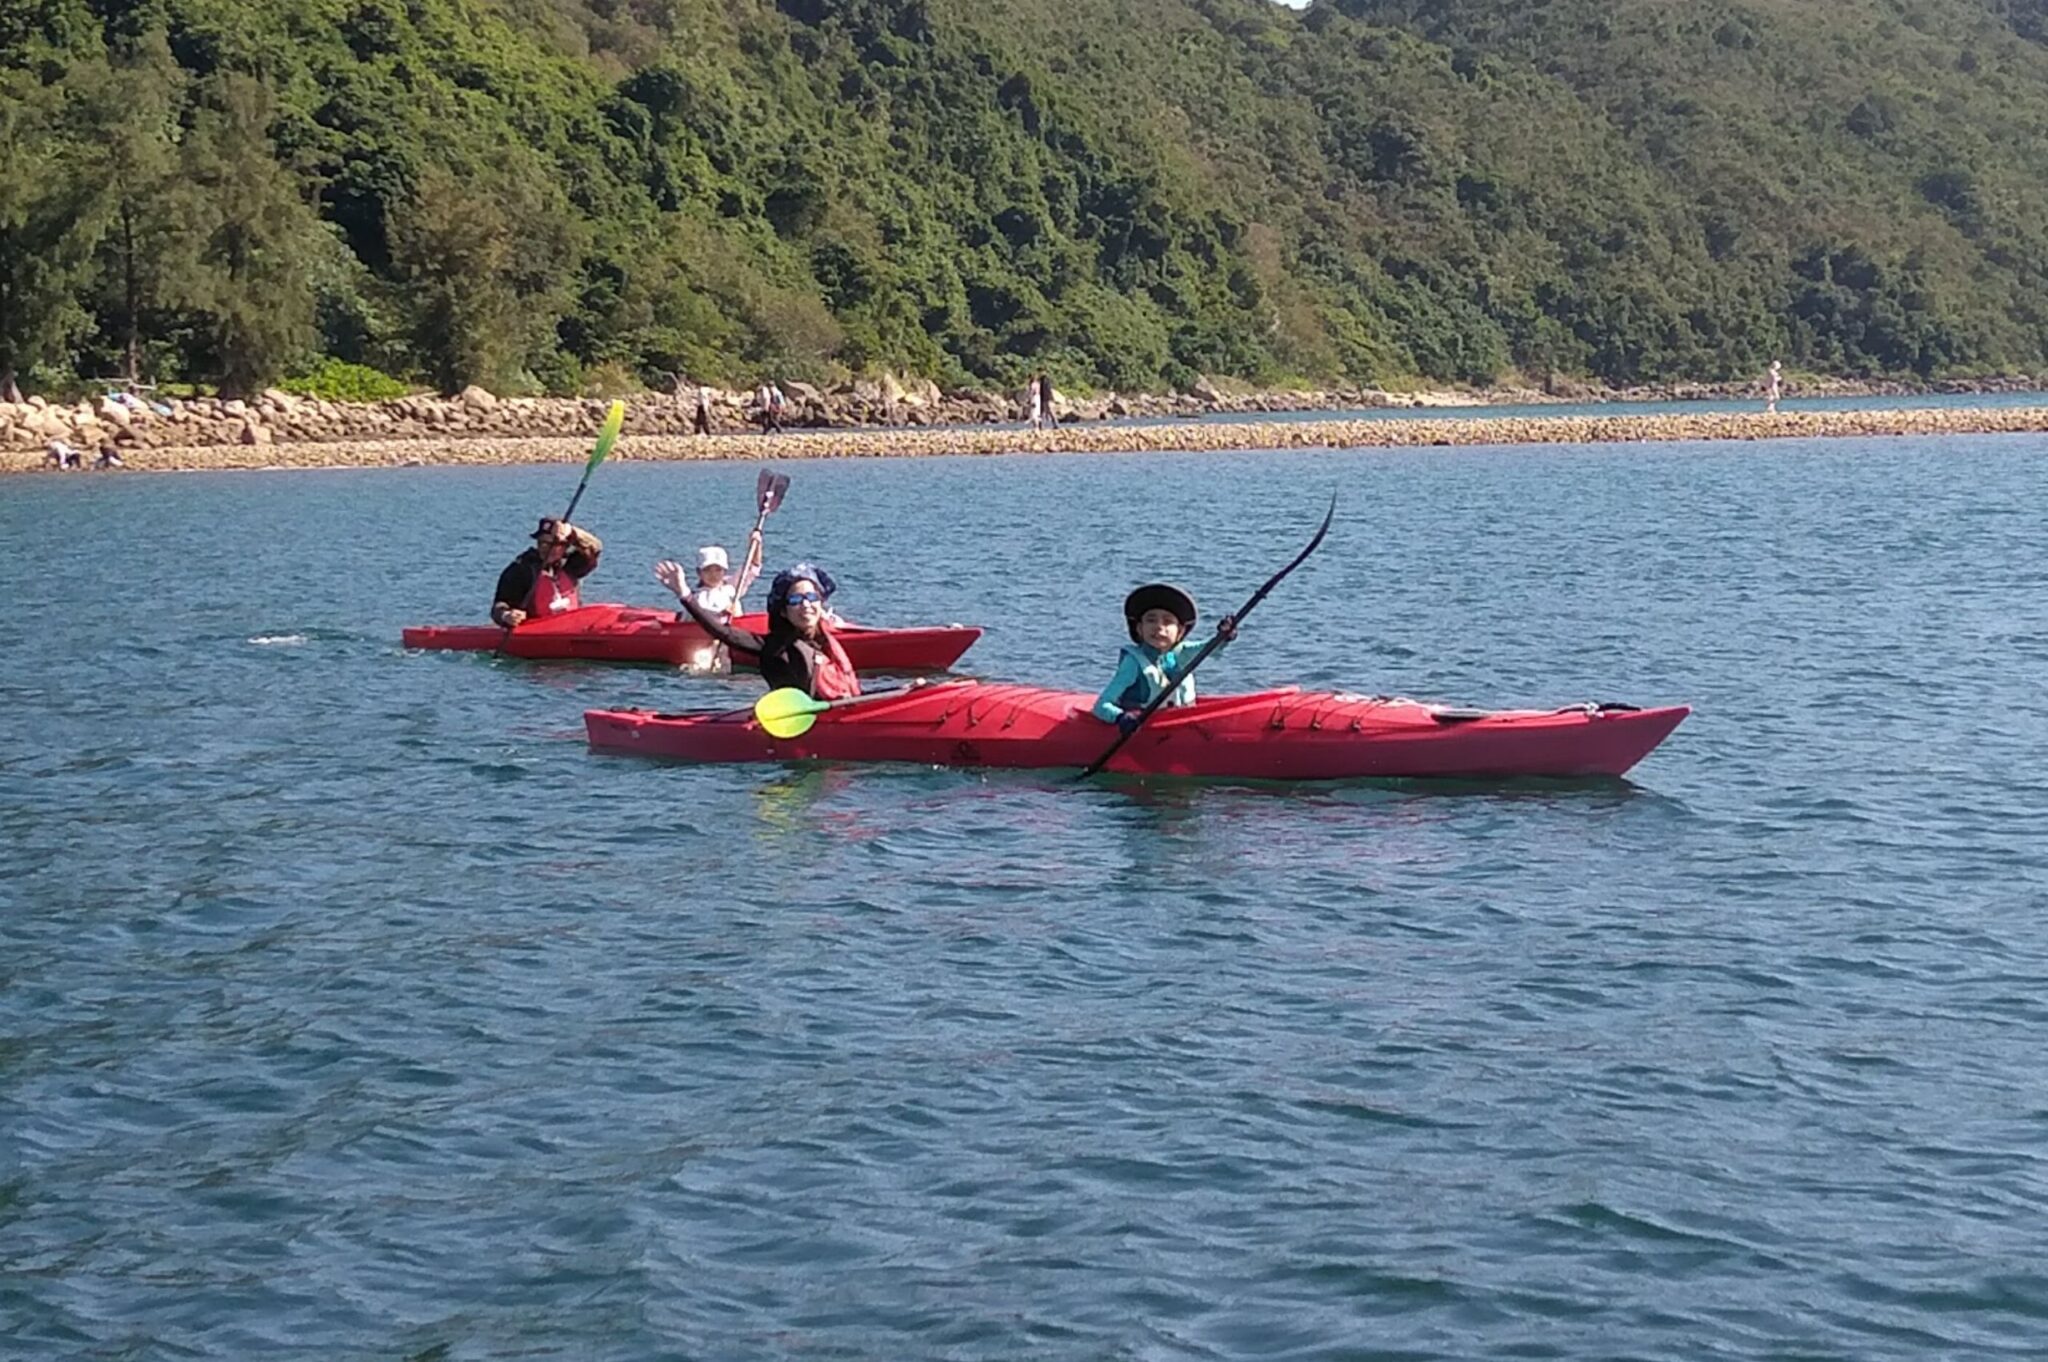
top-left (766, 562), bottom-right (838, 621)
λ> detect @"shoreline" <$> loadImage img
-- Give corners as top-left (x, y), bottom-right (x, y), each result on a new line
top-left (7, 404), bottom-right (2048, 476)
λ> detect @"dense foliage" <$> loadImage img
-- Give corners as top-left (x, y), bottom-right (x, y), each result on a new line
top-left (7, 0), bottom-right (2048, 396)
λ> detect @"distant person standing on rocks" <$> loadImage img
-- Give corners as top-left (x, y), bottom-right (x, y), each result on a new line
top-left (756, 381), bottom-right (787, 433)
top-left (1029, 373), bottom-right (1053, 431)
top-left (1765, 360), bottom-right (1783, 414)
top-left (693, 386), bottom-right (714, 437)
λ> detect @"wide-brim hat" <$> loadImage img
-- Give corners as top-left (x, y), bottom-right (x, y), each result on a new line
top-left (1124, 582), bottom-right (1197, 640)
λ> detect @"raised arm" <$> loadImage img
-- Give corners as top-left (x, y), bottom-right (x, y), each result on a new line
top-left (561, 525), bottom-right (603, 580)
top-left (735, 528), bottom-right (764, 605)
top-left (677, 590), bottom-right (766, 653)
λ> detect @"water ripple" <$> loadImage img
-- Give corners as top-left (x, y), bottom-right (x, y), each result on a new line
top-left (5, 442), bottom-right (2048, 1358)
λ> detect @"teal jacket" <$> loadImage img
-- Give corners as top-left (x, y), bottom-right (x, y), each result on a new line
top-left (1091, 635), bottom-right (1226, 722)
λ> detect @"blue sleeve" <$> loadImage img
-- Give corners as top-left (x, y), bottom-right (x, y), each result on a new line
top-left (1091, 652), bottom-right (1144, 723)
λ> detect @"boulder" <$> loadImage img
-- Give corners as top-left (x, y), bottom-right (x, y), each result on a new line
top-left (238, 420), bottom-right (272, 446)
top-left (1190, 376), bottom-right (1225, 405)
top-left (458, 384), bottom-right (498, 411)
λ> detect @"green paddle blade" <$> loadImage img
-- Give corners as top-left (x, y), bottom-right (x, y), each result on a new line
top-left (754, 687), bottom-right (828, 739)
top-left (588, 399), bottom-right (625, 471)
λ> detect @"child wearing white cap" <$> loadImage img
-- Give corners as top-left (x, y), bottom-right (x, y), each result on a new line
top-left (655, 529), bottom-right (764, 671)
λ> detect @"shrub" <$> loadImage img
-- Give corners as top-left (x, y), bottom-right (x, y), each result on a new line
top-left (278, 358), bottom-right (410, 401)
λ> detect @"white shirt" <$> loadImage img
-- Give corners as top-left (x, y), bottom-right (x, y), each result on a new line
top-left (695, 581), bottom-right (741, 620)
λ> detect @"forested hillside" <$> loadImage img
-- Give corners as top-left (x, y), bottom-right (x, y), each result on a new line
top-left (7, 0), bottom-right (2048, 397)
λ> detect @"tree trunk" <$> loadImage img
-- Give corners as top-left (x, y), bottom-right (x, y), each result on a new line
top-left (1, 367), bottom-right (20, 404)
top-left (122, 206), bottom-right (141, 385)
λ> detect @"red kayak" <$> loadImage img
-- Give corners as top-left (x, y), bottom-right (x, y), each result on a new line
top-left (585, 680), bottom-right (1689, 780)
top-left (402, 603), bottom-right (982, 671)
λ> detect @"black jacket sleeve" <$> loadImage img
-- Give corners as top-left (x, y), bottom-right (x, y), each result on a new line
top-left (678, 593), bottom-right (766, 653)
top-left (493, 557), bottom-right (536, 622)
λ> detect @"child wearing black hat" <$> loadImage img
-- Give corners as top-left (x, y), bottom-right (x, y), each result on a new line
top-left (1090, 583), bottom-right (1237, 733)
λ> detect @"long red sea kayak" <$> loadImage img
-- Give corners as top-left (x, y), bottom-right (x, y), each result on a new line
top-left (403, 603), bottom-right (982, 671)
top-left (585, 680), bottom-right (1688, 780)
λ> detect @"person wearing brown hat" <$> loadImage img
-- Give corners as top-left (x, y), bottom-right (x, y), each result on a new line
top-left (1089, 582), bottom-right (1237, 733)
top-left (490, 517), bottom-right (603, 627)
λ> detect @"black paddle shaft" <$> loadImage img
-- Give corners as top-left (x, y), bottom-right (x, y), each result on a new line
top-left (1077, 494), bottom-right (1337, 780)
top-left (561, 471), bottom-right (598, 525)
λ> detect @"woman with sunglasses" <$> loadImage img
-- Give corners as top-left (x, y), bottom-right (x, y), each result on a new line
top-left (673, 562), bottom-right (860, 699)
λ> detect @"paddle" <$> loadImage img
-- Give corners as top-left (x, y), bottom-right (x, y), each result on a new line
top-left (499, 400), bottom-right (625, 650)
top-left (752, 469), bottom-right (790, 534)
top-left (562, 399), bottom-right (626, 524)
top-left (1076, 493), bottom-right (1337, 780)
top-left (754, 684), bottom-right (910, 739)
top-left (739, 470), bottom-right (788, 593)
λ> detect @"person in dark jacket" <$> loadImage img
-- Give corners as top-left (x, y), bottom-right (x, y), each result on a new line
top-left (675, 561), bottom-right (859, 698)
top-left (491, 518), bottom-right (603, 627)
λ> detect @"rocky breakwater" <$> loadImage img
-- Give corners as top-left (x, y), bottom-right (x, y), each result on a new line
top-left (0, 386), bottom-right (664, 456)
top-left (11, 402), bottom-right (2047, 476)
top-left (0, 376), bottom-right (1486, 464)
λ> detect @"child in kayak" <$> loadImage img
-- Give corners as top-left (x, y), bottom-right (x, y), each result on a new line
top-left (1091, 583), bottom-right (1237, 733)
top-left (655, 532), bottom-right (764, 671)
top-left (654, 531), bottom-right (763, 624)
top-left (676, 562), bottom-right (859, 699)
top-left (492, 518), bottom-right (602, 627)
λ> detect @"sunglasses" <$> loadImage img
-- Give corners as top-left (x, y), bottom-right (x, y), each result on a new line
top-left (784, 591), bottom-right (824, 605)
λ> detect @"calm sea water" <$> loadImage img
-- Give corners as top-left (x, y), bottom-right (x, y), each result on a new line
top-left (5, 435), bottom-right (2048, 1360)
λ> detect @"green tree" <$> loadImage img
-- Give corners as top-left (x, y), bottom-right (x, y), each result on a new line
top-left (76, 28), bottom-right (186, 384)
top-left (0, 67), bottom-right (96, 400)
top-left (168, 74), bottom-right (326, 396)
top-left (389, 158), bottom-right (584, 393)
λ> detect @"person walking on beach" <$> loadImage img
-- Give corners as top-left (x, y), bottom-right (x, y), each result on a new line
top-left (1765, 360), bottom-right (1783, 414)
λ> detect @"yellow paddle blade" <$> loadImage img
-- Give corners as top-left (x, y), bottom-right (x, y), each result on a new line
top-left (754, 687), bottom-right (826, 739)
top-left (588, 399), bottom-right (626, 469)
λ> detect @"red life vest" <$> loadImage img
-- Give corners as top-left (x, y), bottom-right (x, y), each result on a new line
top-left (810, 629), bottom-right (860, 699)
top-left (525, 564), bottom-right (581, 617)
